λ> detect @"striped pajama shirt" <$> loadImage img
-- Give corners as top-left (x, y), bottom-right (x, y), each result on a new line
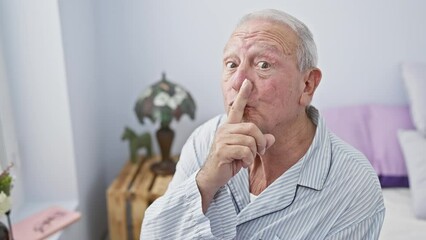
top-left (141, 106), bottom-right (385, 239)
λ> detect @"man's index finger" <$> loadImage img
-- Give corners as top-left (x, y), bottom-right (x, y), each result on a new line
top-left (227, 79), bottom-right (252, 124)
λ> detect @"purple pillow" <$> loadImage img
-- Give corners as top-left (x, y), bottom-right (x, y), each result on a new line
top-left (367, 104), bottom-right (414, 187)
top-left (322, 105), bottom-right (374, 161)
top-left (322, 104), bottom-right (414, 188)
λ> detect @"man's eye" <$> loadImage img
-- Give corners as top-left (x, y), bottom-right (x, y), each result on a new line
top-left (226, 62), bottom-right (237, 69)
top-left (257, 61), bottom-right (270, 69)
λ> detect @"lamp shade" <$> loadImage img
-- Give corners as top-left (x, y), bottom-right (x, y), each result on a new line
top-left (134, 73), bottom-right (196, 127)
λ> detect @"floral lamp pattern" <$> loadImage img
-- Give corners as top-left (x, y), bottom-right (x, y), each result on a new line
top-left (134, 73), bottom-right (196, 127)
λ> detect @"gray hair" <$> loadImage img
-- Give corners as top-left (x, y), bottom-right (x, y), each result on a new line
top-left (237, 9), bottom-right (318, 72)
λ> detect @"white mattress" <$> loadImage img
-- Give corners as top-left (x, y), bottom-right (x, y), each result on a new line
top-left (380, 188), bottom-right (426, 240)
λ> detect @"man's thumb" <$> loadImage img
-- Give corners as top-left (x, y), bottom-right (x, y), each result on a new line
top-left (264, 134), bottom-right (275, 150)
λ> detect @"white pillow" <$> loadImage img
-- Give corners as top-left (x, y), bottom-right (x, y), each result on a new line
top-left (397, 130), bottom-right (426, 219)
top-left (401, 63), bottom-right (426, 136)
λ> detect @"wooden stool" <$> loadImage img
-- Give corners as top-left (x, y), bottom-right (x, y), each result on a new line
top-left (107, 155), bottom-right (175, 240)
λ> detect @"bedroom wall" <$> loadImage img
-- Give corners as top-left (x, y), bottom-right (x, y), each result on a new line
top-left (59, 0), bottom-right (108, 239)
top-left (97, 0), bottom-right (426, 185)
top-left (0, 1), bottom-right (106, 239)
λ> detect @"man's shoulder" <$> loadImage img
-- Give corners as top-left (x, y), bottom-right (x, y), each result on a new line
top-left (328, 132), bottom-right (377, 177)
top-left (326, 131), bottom-right (384, 206)
top-left (327, 131), bottom-right (383, 199)
top-left (192, 114), bottom-right (226, 136)
top-left (186, 114), bottom-right (226, 156)
top-left (322, 131), bottom-right (385, 228)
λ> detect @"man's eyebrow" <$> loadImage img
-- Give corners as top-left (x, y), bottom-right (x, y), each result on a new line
top-left (251, 44), bottom-right (284, 59)
top-left (223, 43), bottom-right (236, 55)
top-left (222, 45), bottom-right (240, 60)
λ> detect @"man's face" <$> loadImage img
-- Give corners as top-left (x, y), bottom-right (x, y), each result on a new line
top-left (222, 19), bottom-right (307, 133)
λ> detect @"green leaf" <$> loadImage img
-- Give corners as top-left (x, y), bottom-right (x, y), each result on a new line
top-left (0, 174), bottom-right (12, 196)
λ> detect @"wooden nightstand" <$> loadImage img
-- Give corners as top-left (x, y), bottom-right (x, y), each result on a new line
top-left (106, 155), bottom-right (177, 240)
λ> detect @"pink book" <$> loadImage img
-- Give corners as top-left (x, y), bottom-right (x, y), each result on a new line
top-left (12, 206), bottom-right (81, 240)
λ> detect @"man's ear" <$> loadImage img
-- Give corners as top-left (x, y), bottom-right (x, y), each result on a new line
top-left (299, 68), bottom-right (322, 106)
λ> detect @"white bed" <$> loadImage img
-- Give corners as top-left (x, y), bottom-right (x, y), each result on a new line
top-left (380, 188), bottom-right (426, 240)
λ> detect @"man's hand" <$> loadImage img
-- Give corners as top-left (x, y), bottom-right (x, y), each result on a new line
top-left (196, 79), bottom-right (275, 213)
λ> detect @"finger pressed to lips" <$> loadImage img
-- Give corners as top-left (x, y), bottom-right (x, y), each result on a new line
top-left (227, 79), bottom-right (252, 124)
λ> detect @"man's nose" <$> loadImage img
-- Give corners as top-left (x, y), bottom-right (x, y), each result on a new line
top-left (232, 76), bottom-right (245, 92)
top-left (232, 66), bottom-right (252, 91)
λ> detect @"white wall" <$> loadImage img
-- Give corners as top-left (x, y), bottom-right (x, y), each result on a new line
top-left (0, 0), bottom-right (79, 203)
top-left (0, 1), bottom-right (106, 239)
top-left (0, 32), bottom-right (24, 216)
top-left (97, 0), bottom-right (426, 184)
top-left (59, 0), bottom-right (107, 239)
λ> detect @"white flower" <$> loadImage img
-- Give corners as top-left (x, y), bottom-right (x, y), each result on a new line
top-left (172, 87), bottom-right (188, 105)
top-left (140, 87), bottom-right (153, 99)
top-left (167, 98), bottom-right (178, 110)
top-left (0, 191), bottom-right (11, 215)
top-left (167, 88), bottom-right (187, 110)
top-left (153, 87), bottom-right (189, 111)
top-left (153, 92), bottom-right (170, 107)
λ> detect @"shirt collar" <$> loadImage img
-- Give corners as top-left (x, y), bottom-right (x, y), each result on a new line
top-left (227, 105), bottom-right (332, 222)
top-left (296, 105), bottom-right (332, 190)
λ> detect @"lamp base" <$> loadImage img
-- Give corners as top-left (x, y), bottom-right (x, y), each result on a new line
top-left (150, 159), bottom-right (176, 175)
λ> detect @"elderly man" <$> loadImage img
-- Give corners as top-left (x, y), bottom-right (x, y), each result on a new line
top-left (141, 9), bottom-right (384, 239)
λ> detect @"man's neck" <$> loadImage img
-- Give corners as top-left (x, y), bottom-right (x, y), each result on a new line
top-left (249, 110), bottom-right (316, 195)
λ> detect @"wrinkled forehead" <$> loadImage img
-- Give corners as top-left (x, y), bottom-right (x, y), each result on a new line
top-left (225, 19), bottom-right (299, 56)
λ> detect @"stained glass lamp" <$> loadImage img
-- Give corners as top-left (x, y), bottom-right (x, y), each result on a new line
top-left (134, 73), bottom-right (196, 175)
